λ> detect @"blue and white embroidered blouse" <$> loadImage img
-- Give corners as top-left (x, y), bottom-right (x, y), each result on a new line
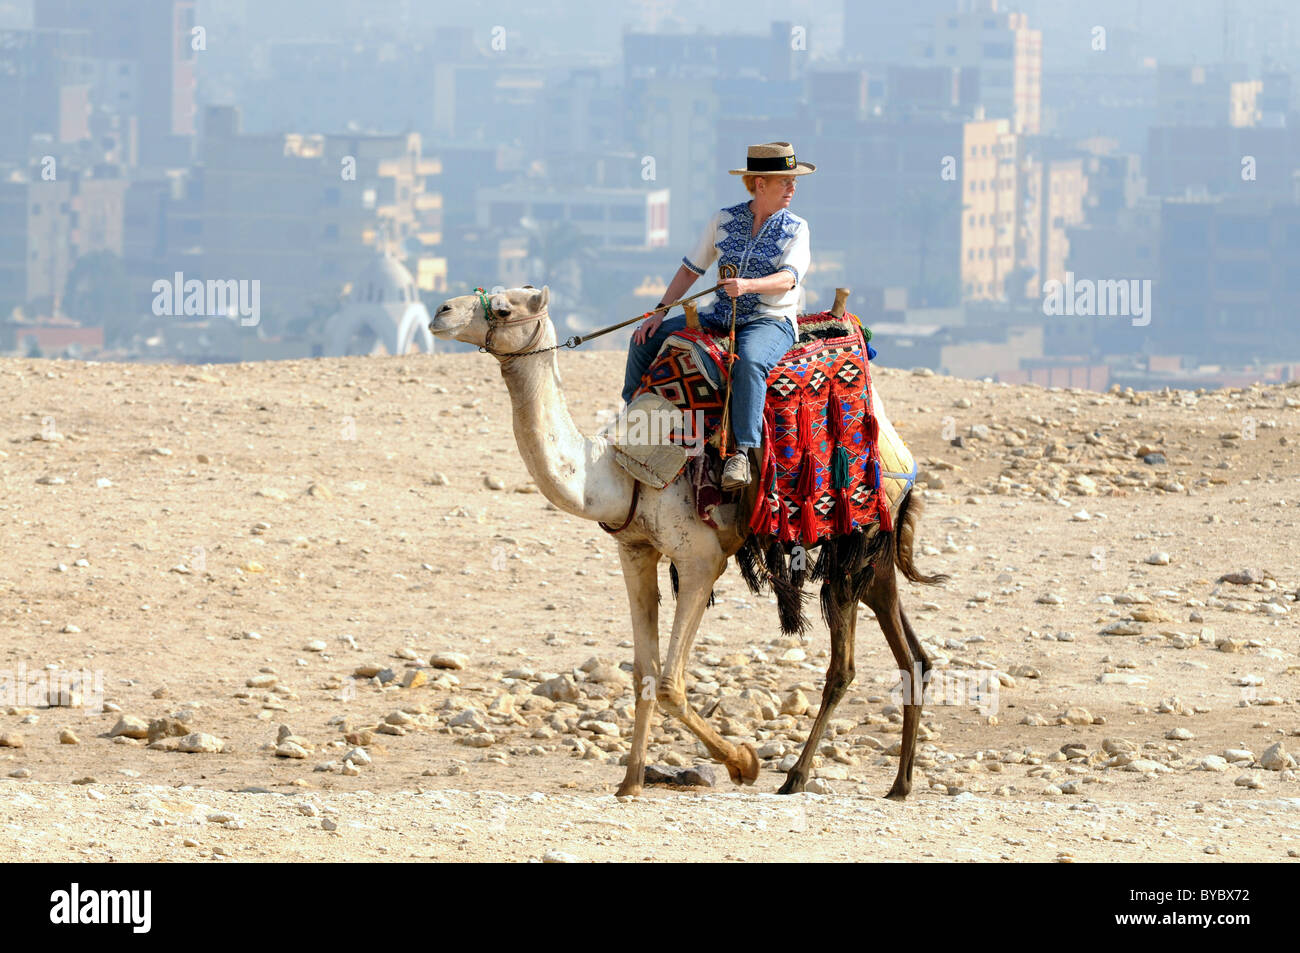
top-left (681, 201), bottom-right (810, 336)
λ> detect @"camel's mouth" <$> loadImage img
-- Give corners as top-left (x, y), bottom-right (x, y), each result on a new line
top-left (428, 315), bottom-right (470, 339)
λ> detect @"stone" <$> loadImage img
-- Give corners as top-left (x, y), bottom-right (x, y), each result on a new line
top-left (110, 715), bottom-right (149, 739)
top-left (1145, 552), bottom-right (1171, 565)
top-left (400, 669), bottom-right (428, 690)
top-left (542, 849), bottom-right (578, 863)
top-left (176, 732), bottom-right (224, 754)
top-left (804, 778), bottom-right (833, 794)
top-left (534, 675), bottom-right (580, 703)
top-left (1260, 742), bottom-right (1293, 771)
top-left (429, 652), bottom-right (468, 671)
top-left (1059, 707), bottom-right (1096, 726)
top-left (1165, 728), bottom-right (1195, 741)
top-left (780, 689), bottom-right (810, 716)
top-left (448, 709), bottom-right (487, 731)
top-left (1198, 756), bottom-right (1229, 772)
top-left (1222, 748), bottom-right (1255, 763)
top-left (0, 732), bottom-right (25, 748)
top-left (147, 717), bottom-right (190, 744)
top-left (1098, 673), bottom-right (1149, 686)
top-left (585, 662), bottom-right (631, 688)
top-left (58, 728), bottom-right (79, 744)
top-left (275, 742), bottom-right (308, 759)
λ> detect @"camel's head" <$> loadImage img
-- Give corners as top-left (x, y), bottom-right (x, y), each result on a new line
top-left (429, 285), bottom-right (550, 356)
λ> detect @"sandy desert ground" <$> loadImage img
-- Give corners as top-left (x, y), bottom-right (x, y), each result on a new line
top-left (1, 351), bottom-right (1298, 862)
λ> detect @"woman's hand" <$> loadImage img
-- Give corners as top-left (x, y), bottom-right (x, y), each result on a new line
top-left (632, 313), bottom-right (664, 345)
top-left (720, 277), bottom-right (750, 299)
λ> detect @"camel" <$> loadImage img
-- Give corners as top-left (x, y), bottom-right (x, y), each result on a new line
top-left (429, 285), bottom-right (947, 800)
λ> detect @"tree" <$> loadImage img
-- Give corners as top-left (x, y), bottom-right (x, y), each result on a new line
top-left (63, 251), bottom-right (137, 346)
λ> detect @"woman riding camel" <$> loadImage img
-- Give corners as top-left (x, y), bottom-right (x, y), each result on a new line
top-left (621, 141), bottom-right (813, 490)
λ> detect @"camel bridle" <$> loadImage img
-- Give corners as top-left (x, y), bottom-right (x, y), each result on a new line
top-left (474, 287), bottom-right (570, 360)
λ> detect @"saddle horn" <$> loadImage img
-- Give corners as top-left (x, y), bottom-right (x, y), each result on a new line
top-left (831, 287), bottom-right (851, 318)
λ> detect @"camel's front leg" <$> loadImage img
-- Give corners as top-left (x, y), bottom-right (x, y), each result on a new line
top-left (616, 542), bottom-right (661, 798)
top-left (656, 556), bottom-right (760, 786)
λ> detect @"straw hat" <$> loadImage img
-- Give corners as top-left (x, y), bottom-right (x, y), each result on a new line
top-left (728, 141), bottom-right (816, 176)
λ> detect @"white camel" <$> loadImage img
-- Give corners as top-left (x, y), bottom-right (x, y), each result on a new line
top-left (429, 285), bottom-right (945, 799)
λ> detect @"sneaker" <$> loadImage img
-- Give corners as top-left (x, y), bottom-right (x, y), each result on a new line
top-left (721, 451), bottom-right (752, 491)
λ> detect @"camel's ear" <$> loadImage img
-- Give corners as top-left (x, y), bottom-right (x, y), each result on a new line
top-left (521, 284), bottom-right (535, 290)
top-left (529, 286), bottom-right (549, 312)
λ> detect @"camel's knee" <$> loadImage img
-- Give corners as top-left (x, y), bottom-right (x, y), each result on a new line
top-left (655, 679), bottom-right (687, 715)
top-left (832, 662), bottom-right (856, 695)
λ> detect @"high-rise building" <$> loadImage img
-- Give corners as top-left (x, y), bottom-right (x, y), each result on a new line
top-left (922, 0), bottom-right (1042, 135)
top-left (0, 27), bottom-right (91, 163)
top-left (842, 0), bottom-right (959, 65)
top-left (34, 0), bottom-right (197, 166)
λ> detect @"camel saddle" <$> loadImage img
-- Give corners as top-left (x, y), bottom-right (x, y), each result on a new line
top-left (608, 309), bottom-right (899, 547)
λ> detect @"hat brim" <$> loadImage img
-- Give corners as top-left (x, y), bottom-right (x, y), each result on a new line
top-left (729, 162), bottom-right (816, 176)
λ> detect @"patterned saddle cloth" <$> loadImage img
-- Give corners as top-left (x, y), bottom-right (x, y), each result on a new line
top-left (619, 311), bottom-right (892, 546)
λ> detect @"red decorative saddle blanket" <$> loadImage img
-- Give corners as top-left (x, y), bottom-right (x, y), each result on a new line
top-left (632, 311), bottom-right (891, 546)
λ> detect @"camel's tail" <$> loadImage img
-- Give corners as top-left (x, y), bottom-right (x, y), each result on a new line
top-left (892, 490), bottom-right (949, 586)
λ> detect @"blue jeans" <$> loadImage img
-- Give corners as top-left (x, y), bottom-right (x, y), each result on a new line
top-left (621, 315), bottom-right (796, 449)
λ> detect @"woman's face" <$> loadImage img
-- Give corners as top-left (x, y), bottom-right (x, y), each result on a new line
top-left (756, 175), bottom-right (796, 210)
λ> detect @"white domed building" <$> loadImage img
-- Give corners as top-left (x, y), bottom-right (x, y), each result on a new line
top-left (321, 251), bottom-right (433, 356)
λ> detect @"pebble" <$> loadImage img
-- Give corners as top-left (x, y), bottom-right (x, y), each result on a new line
top-left (429, 652), bottom-right (469, 671)
top-left (1261, 742), bottom-right (1294, 771)
top-left (110, 715), bottom-right (149, 740)
top-left (542, 849), bottom-right (579, 863)
top-left (0, 732), bottom-right (24, 748)
top-left (58, 729), bottom-right (80, 744)
top-left (780, 689), bottom-right (810, 716)
top-left (1145, 552), bottom-right (1171, 565)
top-left (176, 732), bottom-right (225, 754)
top-left (1059, 707), bottom-right (1097, 726)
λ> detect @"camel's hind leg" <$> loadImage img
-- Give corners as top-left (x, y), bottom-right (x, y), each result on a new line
top-left (897, 606), bottom-right (931, 791)
top-left (778, 581), bottom-right (857, 795)
top-left (862, 561), bottom-right (922, 801)
top-left (616, 542), bottom-right (661, 798)
top-left (655, 555), bottom-right (760, 786)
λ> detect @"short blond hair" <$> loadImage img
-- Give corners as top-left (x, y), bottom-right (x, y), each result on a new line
top-left (742, 174), bottom-right (758, 195)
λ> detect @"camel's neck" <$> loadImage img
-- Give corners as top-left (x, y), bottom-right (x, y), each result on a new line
top-left (499, 345), bottom-right (632, 525)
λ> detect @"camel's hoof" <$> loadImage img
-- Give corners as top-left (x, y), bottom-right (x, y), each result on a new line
top-left (884, 782), bottom-right (910, 801)
top-left (725, 743), bottom-right (761, 786)
top-left (777, 773), bottom-right (806, 795)
top-left (615, 783), bottom-right (643, 799)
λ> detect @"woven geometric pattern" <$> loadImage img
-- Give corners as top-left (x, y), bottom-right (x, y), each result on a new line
top-left (631, 312), bottom-right (889, 545)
